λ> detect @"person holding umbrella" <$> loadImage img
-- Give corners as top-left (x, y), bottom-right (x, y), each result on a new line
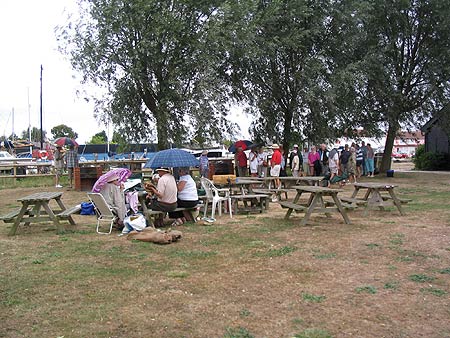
top-left (145, 167), bottom-right (178, 227)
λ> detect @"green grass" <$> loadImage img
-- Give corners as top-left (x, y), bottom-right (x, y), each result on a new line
top-left (420, 287), bottom-right (447, 297)
top-left (293, 328), bottom-right (333, 338)
top-left (223, 327), bottom-right (255, 338)
top-left (302, 292), bottom-right (326, 303)
top-left (383, 281), bottom-right (399, 290)
top-left (409, 274), bottom-right (435, 283)
top-left (355, 285), bottom-right (377, 294)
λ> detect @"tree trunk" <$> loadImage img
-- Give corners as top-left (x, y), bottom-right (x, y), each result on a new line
top-left (155, 106), bottom-right (170, 150)
top-left (379, 122), bottom-right (397, 173)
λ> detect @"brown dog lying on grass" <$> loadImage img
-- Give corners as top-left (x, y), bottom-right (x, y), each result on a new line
top-left (127, 227), bottom-right (182, 244)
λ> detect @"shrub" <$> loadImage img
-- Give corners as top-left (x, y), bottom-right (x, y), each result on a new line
top-left (414, 145), bottom-right (450, 170)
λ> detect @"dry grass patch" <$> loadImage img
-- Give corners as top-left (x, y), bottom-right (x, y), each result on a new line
top-left (1, 168), bottom-right (450, 337)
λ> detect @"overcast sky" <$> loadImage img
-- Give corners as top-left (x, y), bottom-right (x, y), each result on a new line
top-left (0, 0), bottom-right (249, 145)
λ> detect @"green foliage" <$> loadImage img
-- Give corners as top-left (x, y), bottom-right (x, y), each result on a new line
top-left (301, 292), bottom-right (326, 303)
top-left (414, 145), bottom-right (450, 170)
top-left (20, 127), bottom-right (46, 142)
top-left (58, 0), bottom-right (234, 149)
top-left (409, 274), bottom-right (435, 283)
top-left (293, 328), bottom-right (333, 338)
top-left (51, 124), bottom-right (78, 139)
top-left (420, 287), bottom-right (447, 297)
top-left (88, 131), bottom-right (108, 144)
top-left (223, 327), bottom-right (254, 338)
top-left (355, 285), bottom-right (377, 294)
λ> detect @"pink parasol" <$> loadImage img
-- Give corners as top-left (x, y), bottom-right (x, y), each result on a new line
top-left (92, 168), bottom-right (132, 193)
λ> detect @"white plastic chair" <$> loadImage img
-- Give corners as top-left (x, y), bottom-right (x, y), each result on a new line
top-left (87, 192), bottom-right (118, 234)
top-left (200, 177), bottom-right (232, 220)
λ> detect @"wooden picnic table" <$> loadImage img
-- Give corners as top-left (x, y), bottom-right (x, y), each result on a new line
top-left (279, 185), bottom-right (351, 226)
top-left (259, 176), bottom-right (324, 188)
top-left (349, 182), bottom-right (407, 215)
top-left (3, 192), bottom-right (76, 236)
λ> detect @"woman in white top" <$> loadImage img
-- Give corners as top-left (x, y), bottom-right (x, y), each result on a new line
top-left (249, 147), bottom-right (258, 177)
top-left (169, 167), bottom-right (199, 226)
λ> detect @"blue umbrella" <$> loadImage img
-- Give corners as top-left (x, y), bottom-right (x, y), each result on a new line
top-left (144, 148), bottom-right (199, 169)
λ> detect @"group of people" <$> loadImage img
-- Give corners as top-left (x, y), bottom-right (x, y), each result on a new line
top-left (54, 144), bottom-right (79, 188)
top-left (230, 141), bottom-right (377, 187)
top-left (98, 166), bottom-right (199, 229)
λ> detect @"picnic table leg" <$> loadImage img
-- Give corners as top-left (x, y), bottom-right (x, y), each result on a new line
top-left (8, 203), bottom-right (30, 236)
top-left (388, 189), bottom-right (405, 216)
top-left (41, 202), bottom-right (64, 234)
top-left (55, 197), bottom-right (76, 225)
top-left (284, 191), bottom-right (303, 220)
top-left (300, 194), bottom-right (320, 226)
top-left (351, 187), bottom-right (361, 199)
top-left (332, 194), bottom-right (351, 224)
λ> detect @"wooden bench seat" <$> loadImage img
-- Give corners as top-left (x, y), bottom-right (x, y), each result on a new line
top-left (231, 194), bottom-right (270, 214)
top-left (56, 205), bottom-right (82, 219)
top-left (143, 204), bottom-right (203, 226)
top-left (278, 202), bottom-right (307, 212)
top-left (0, 209), bottom-right (24, 223)
top-left (339, 197), bottom-right (368, 206)
top-left (381, 196), bottom-right (412, 204)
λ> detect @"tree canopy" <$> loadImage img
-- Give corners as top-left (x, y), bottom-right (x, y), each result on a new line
top-left (58, 0), bottom-right (450, 162)
top-left (50, 124), bottom-right (78, 140)
top-left (58, 0), bottom-right (236, 150)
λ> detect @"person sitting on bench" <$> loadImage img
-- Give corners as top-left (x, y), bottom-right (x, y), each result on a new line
top-left (145, 167), bottom-right (177, 227)
top-left (169, 167), bottom-right (199, 226)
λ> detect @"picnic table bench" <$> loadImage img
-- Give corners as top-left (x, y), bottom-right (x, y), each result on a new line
top-left (0, 208), bottom-right (28, 223)
top-left (252, 188), bottom-right (292, 201)
top-left (231, 194), bottom-right (270, 214)
top-left (351, 182), bottom-right (407, 215)
top-left (56, 204), bottom-right (82, 219)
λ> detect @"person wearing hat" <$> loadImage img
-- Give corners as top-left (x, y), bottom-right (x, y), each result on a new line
top-left (146, 167), bottom-right (178, 227)
top-left (199, 150), bottom-right (209, 178)
top-left (270, 144), bottom-right (282, 193)
top-left (54, 145), bottom-right (65, 188)
top-left (99, 173), bottom-right (127, 228)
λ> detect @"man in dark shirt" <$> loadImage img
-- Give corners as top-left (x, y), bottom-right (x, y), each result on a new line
top-left (339, 144), bottom-right (351, 175)
top-left (236, 147), bottom-right (248, 177)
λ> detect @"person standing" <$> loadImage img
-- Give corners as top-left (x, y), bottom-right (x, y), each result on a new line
top-left (54, 145), bottom-right (65, 188)
top-left (318, 144), bottom-right (329, 175)
top-left (339, 144), bottom-right (351, 176)
top-left (65, 145), bottom-right (79, 189)
top-left (308, 146), bottom-right (320, 176)
top-left (328, 147), bottom-right (339, 186)
top-left (348, 147), bottom-right (357, 183)
top-left (199, 150), bottom-right (209, 178)
top-left (355, 144), bottom-right (363, 178)
top-left (236, 146), bottom-right (248, 177)
top-left (248, 146), bottom-right (258, 177)
top-left (291, 149), bottom-right (300, 177)
top-left (257, 147), bottom-right (268, 178)
top-left (269, 144), bottom-right (282, 191)
top-left (366, 143), bottom-right (375, 177)
top-left (360, 141), bottom-right (368, 176)
top-left (302, 147), bottom-right (309, 176)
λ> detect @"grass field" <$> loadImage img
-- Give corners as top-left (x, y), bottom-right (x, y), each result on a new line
top-left (0, 168), bottom-right (449, 337)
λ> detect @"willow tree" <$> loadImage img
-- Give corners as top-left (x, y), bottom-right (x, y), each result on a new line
top-left (57, 0), bottom-right (235, 149)
top-left (353, 0), bottom-right (450, 171)
top-left (218, 0), bottom-right (339, 149)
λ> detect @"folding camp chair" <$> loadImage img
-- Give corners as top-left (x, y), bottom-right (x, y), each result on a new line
top-left (87, 192), bottom-right (118, 234)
